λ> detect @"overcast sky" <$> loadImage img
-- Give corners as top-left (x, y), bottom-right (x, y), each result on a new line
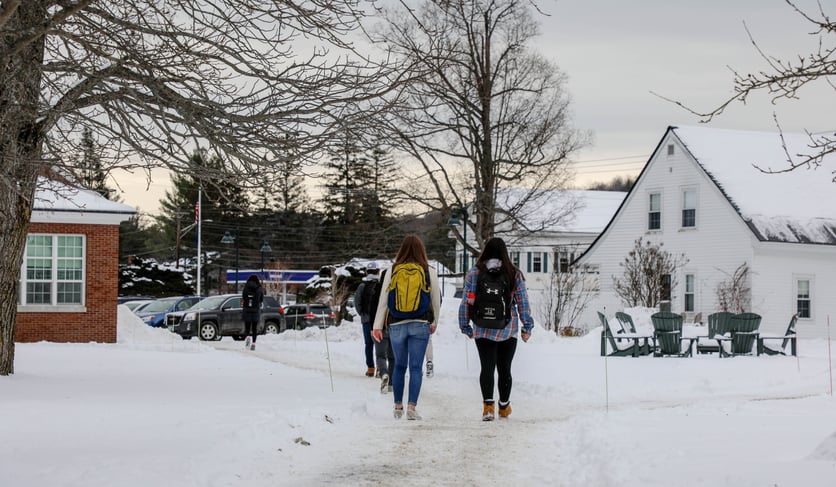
top-left (113, 0), bottom-right (834, 215)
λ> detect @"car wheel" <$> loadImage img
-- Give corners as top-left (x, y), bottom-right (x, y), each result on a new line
top-left (264, 321), bottom-right (280, 334)
top-left (198, 322), bottom-right (219, 341)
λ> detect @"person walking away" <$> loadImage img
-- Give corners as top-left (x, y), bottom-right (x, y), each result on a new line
top-left (242, 275), bottom-right (265, 351)
top-left (372, 235), bottom-right (441, 420)
top-left (458, 237), bottom-right (533, 421)
top-left (354, 265), bottom-right (379, 377)
top-left (368, 266), bottom-right (395, 393)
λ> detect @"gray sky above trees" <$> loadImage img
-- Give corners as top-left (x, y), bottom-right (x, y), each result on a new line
top-left (114, 0), bottom-right (834, 215)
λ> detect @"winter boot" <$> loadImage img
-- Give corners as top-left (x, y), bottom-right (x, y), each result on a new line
top-left (498, 402), bottom-right (512, 418)
top-left (406, 409), bottom-right (422, 421)
top-left (250, 343), bottom-right (256, 351)
top-left (380, 374), bottom-right (390, 394)
top-left (482, 402), bottom-right (495, 421)
top-left (366, 367), bottom-right (375, 377)
top-left (245, 336), bottom-right (252, 349)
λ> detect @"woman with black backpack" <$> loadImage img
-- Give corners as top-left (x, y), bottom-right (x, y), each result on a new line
top-left (242, 275), bottom-right (264, 351)
top-left (459, 237), bottom-right (534, 421)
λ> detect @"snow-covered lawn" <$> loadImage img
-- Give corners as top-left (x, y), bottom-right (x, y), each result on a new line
top-left (2, 296), bottom-right (835, 486)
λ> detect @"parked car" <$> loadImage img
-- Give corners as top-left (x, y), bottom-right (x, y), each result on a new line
top-left (282, 303), bottom-right (336, 330)
top-left (124, 300), bottom-right (154, 313)
top-left (136, 296), bottom-right (204, 328)
top-left (166, 294), bottom-right (283, 341)
top-left (117, 295), bottom-right (154, 305)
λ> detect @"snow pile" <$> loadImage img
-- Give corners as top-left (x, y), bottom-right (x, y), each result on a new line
top-left (116, 305), bottom-right (206, 351)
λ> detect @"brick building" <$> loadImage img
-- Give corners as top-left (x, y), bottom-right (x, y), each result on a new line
top-left (15, 177), bottom-right (135, 343)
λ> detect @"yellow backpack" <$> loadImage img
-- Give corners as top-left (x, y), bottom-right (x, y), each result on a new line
top-left (387, 263), bottom-right (432, 321)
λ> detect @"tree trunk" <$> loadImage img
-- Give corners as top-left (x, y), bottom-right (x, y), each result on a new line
top-left (0, 3), bottom-right (47, 375)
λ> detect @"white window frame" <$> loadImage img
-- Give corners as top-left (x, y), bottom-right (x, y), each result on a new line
top-left (681, 188), bottom-right (697, 228)
top-left (648, 191), bottom-right (661, 231)
top-left (510, 251), bottom-right (520, 268)
top-left (794, 276), bottom-right (813, 320)
top-left (683, 273), bottom-right (696, 312)
top-left (19, 234), bottom-right (87, 312)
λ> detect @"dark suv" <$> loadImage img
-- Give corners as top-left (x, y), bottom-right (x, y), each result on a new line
top-left (282, 303), bottom-right (336, 330)
top-left (166, 294), bottom-right (284, 341)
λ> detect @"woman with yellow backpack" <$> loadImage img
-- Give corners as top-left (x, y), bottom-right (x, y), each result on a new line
top-left (371, 235), bottom-right (441, 420)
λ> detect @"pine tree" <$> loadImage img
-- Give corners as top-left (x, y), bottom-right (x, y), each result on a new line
top-left (74, 127), bottom-right (116, 199)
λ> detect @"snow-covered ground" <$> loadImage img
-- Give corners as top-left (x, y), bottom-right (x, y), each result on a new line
top-left (2, 288), bottom-right (836, 487)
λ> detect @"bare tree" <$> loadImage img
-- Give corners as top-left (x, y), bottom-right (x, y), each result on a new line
top-left (656, 0), bottom-right (835, 178)
top-left (613, 238), bottom-right (689, 308)
top-left (0, 1), bottom-right (402, 375)
top-left (716, 263), bottom-right (751, 313)
top-left (371, 0), bottom-right (589, 254)
top-left (540, 264), bottom-right (597, 335)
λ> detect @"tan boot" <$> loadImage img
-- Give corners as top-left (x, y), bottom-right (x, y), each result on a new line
top-left (498, 402), bottom-right (512, 418)
top-left (482, 403), bottom-right (495, 421)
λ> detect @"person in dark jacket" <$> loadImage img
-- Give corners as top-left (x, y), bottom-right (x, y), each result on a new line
top-left (242, 275), bottom-right (264, 351)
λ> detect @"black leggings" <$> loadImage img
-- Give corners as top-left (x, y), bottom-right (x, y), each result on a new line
top-left (245, 320), bottom-right (258, 343)
top-left (475, 337), bottom-right (518, 404)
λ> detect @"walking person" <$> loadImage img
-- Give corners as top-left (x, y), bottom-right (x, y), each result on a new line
top-left (372, 235), bottom-right (441, 420)
top-left (459, 237), bottom-right (533, 421)
top-left (242, 275), bottom-right (264, 351)
top-left (354, 265), bottom-right (379, 377)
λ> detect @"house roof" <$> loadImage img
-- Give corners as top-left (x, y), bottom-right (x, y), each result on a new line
top-left (672, 126), bottom-right (836, 244)
top-left (31, 177), bottom-right (135, 225)
top-left (497, 188), bottom-right (626, 235)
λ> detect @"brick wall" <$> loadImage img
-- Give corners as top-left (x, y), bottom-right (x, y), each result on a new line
top-left (16, 222), bottom-right (119, 343)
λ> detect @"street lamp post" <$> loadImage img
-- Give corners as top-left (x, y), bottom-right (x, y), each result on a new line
top-left (260, 240), bottom-right (272, 280)
top-left (446, 207), bottom-right (468, 275)
top-left (221, 227), bottom-right (240, 292)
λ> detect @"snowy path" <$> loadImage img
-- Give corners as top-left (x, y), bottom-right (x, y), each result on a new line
top-left (210, 340), bottom-right (564, 485)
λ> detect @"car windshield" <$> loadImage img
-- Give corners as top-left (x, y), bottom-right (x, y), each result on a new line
top-left (139, 298), bottom-right (178, 313)
top-left (189, 295), bottom-right (232, 311)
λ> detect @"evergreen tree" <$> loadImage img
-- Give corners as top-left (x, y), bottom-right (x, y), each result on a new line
top-left (321, 131), bottom-right (367, 225)
top-left (74, 127), bottom-right (116, 199)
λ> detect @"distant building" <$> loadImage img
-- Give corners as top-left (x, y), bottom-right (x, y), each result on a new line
top-left (16, 177), bottom-right (135, 342)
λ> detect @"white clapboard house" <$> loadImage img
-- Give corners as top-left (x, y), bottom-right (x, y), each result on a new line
top-left (576, 126), bottom-right (836, 337)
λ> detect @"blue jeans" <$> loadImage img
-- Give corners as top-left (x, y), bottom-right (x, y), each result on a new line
top-left (388, 321), bottom-right (431, 406)
top-left (362, 321), bottom-right (374, 368)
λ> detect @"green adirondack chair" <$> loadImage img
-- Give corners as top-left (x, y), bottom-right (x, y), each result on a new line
top-left (757, 314), bottom-right (798, 356)
top-left (718, 312), bottom-right (762, 357)
top-left (599, 311), bottom-right (651, 357)
top-left (650, 311), bottom-right (694, 357)
top-left (696, 311), bottom-right (735, 355)
top-left (615, 311), bottom-right (637, 333)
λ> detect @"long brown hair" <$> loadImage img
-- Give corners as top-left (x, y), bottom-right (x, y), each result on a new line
top-left (475, 237), bottom-right (520, 291)
top-left (394, 234), bottom-right (429, 268)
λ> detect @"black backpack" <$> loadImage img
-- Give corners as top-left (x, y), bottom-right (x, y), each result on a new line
top-left (359, 279), bottom-right (379, 320)
top-left (242, 286), bottom-right (258, 311)
top-left (472, 269), bottom-right (512, 329)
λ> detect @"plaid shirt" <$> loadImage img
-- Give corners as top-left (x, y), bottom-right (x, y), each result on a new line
top-left (458, 267), bottom-right (534, 341)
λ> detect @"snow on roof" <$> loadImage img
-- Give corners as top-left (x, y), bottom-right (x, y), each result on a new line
top-left (672, 126), bottom-right (836, 244)
top-left (34, 176), bottom-right (135, 214)
top-left (31, 176), bottom-right (135, 225)
top-left (497, 188), bottom-right (626, 234)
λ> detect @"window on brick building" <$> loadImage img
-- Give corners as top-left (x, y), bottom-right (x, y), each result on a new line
top-left (20, 234), bottom-right (85, 306)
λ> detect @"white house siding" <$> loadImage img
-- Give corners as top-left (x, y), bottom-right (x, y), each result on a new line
top-left (751, 243), bottom-right (836, 338)
top-left (578, 132), bottom-right (758, 328)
